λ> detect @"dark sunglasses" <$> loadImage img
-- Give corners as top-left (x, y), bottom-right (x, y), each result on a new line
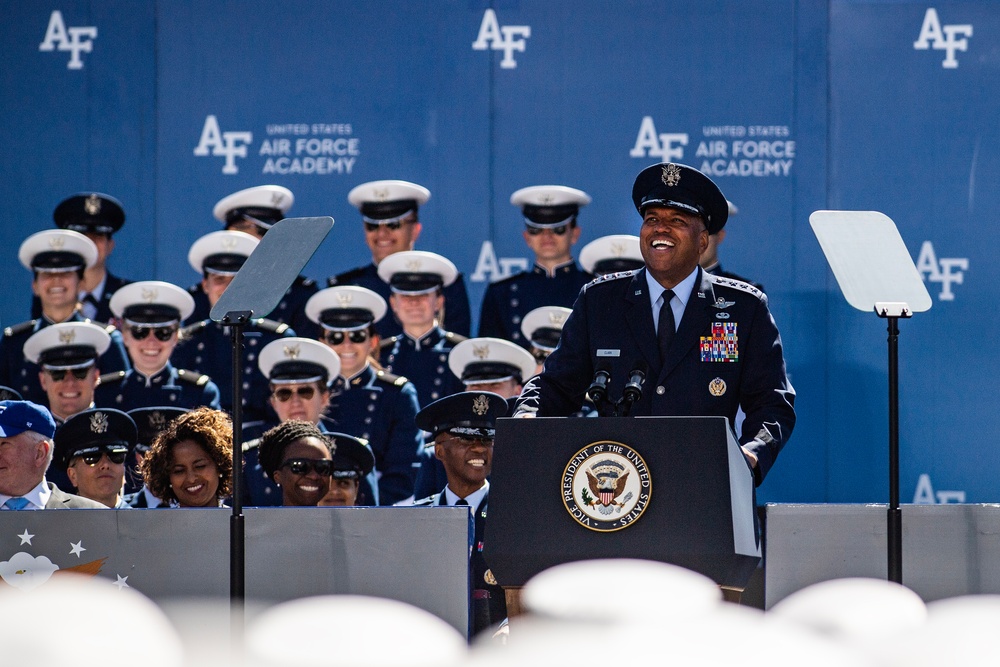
top-left (530, 348), bottom-right (550, 364)
top-left (79, 449), bottom-right (128, 466)
top-left (128, 326), bottom-right (177, 342)
top-left (323, 330), bottom-right (369, 345)
top-left (280, 458), bottom-right (333, 476)
top-left (272, 386), bottom-right (317, 402)
top-left (47, 367), bottom-right (92, 381)
top-left (525, 224), bottom-right (569, 236)
top-left (364, 220), bottom-right (407, 232)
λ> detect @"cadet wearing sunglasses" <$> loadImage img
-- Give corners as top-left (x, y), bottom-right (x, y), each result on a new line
top-left (325, 179), bottom-right (472, 339)
top-left (24, 321), bottom-right (111, 425)
top-left (96, 281), bottom-right (221, 412)
top-left (478, 185), bottom-right (594, 349)
top-left (53, 408), bottom-right (137, 508)
top-left (241, 337), bottom-right (343, 506)
top-left (306, 286), bottom-right (422, 506)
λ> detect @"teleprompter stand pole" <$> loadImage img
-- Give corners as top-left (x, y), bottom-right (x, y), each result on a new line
top-left (224, 310), bottom-right (251, 650)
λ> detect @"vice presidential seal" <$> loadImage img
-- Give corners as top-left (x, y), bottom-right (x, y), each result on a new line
top-left (562, 441), bottom-right (651, 532)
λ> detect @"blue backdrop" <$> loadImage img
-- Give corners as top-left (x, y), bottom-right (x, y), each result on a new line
top-left (1, 0), bottom-right (990, 504)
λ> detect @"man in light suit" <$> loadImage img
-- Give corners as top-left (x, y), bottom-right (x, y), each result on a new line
top-left (514, 163), bottom-right (795, 486)
top-left (0, 400), bottom-right (103, 509)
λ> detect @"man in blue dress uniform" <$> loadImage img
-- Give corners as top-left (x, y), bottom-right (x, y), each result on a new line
top-left (478, 185), bottom-right (594, 348)
top-left (412, 391), bottom-right (509, 637)
top-left (2, 230), bottom-right (129, 403)
top-left (514, 163), bottom-right (795, 486)
top-left (31, 192), bottom-right (132, 323)
top-left (327, 180), bottom-right (472, 338)
top-left (52, 408), bottom-right (137, 508)
top-left (306, 286), bottom-right (423, 505)
top-left (173, 230), bottom-right (294, 423)
top-left (185, 185), bottom-right (319, 337)
top-left (377, 251), bottom-right (467, 408)
top-left (95, 280), bottom-right (221, 413)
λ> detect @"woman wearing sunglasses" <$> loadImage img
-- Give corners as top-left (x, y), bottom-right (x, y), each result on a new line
top-left (96, 281), bottom-right (221, 412)
top-left (305, 286), bottom-right (422, 506)
top-left (52, 407), bottom-right (137, 508)
top-left (140, 407), bottom-right (233, 508)
top-left (242, 337), bottom-right (341, 506)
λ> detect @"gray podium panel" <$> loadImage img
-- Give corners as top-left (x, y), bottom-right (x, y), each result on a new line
top-left (0, 507), bottom-right (470, 635)
top-left (766, 504), bottom-right (1000, 608)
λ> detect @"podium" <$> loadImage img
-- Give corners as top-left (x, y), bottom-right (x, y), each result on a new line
top-left (484, 416), bottom-right (760, 590)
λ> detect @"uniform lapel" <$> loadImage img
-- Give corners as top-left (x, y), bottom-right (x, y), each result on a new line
top-left (659, 268), bottom-right (715, 380)
top-left (623, 269), bottom-right (660, 372)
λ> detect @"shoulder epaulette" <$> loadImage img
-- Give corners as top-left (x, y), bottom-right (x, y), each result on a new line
top-left (99, 370), bottom-right (126, 385)
top-left (179, 319), bottom-right (210, 341)
top-left (710, 275), bottom-right (763, 299)
top-left (84, 318), bottom-right (119, 334)
top-left (379, 335), bottom-right (401, 351)
top-left (375, 369), bottom-right (409, 387)
top-left (443, 332), bottom-right (468, 344)
top-left (3, 320), bottom-right (37, 337)
top-left (252, 318), bottom-right (291, 335)
top-left (327, 266), bottom-right (368, 287)
top-left (176, 369), bottom-right (210, 386)
top-left (583, 270), bottom-right (636, 291)
top-left (242, 437), bottom-right (262, 453)
top-left (411, 494), bottom-right (440, 507)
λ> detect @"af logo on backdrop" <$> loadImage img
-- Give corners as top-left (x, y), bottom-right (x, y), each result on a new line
top-left (193, 116), bottom-right (253, 175)
top-left (913, 8), bottom-right (973, 69)
top-left (472, 9), bottom-right (531, 69)
top-left (915, 241), bottom-right (967, 301)
top-left (39, 10), bottom-right (97, 70)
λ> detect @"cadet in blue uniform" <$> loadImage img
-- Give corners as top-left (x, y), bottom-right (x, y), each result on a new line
top-left (377, 251), bottom-right (467, 408)
top-left (95, 281), bottom-right (221, 412)
top-left (123, 406), bottom-right (188, 507)
top-left (241, 337), bottom-right (342, 507)
top-left (327, 180), bottom-right (472, 338)
top-left (173, 230), bottom-right (293, 423)
top-left (412, 336), bottom-right (535, 502)
top-left (579, 234), bottom-right (644, 277)
top-left (23, 321), bottom-right (109, 426)
top-left (700, 200), bottom-right (766, 293)
top-left (32, 192), bottom-right (133, 323)
top-left (52, 408), bottom-right (136, 508)
top-left (306, 286), bottom-right (422, 505)
top-left (412, 391), bottom-right (509, 637)
top-left (185, 185), bottom-right (320, 337)
top-left (2, 230), bottom-right (130, 403)
top-left (514, 163), bottom-right (795, 485)
top-left (478, 185), bottom-right (594, 348)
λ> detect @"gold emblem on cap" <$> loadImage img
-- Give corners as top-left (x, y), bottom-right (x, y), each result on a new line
top-left (472, 344), bottom-right (490, 360)
top-left (90, 411), bottom-right (109, 434)
top-left (405, 259), bottom-right (423, 271)
top-left (549, 311), bottom-right (567, 325)
top-left (58, 328), bottom-right (76, 344)
top-left (335, 291), bottom-right (353, 306)
top-left (141, 287), bottom-right (159, 302)
top-left (48, 235), bottom-right (66, 250)
top-left (150, 411), bottom-right (166, 429)
top-left (708, 377), bottom-right (727, 397)
top-left (484, 569), bottom-right (497, 586)
top-left (84, 194), bottom-right (101, 216)
top-left (473, 394), bottom-right (490, 416)
top-left (662, 163), bottom-right (682, 187)
top-left (540, 194), bottom-right (554, 205)
top-left (221, 237), bottom-right (238, 250)
top-left (610, 242), bottom-right (626, 257)
top-left (373, 187), bottom-right (389, 201)
top-left (283, 344), bottom-right (301, 359)
top-left (270, 192), bottom-right (285, 206)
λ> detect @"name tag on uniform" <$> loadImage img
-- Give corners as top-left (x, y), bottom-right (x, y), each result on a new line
top-left (596, 349), bottom-right (620, 357)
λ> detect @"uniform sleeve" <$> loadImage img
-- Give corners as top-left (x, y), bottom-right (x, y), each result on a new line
top-left (375, 380), bottom-right (423, 505)
top-left (737, 295), bottom-right (796, 484)
top-left (442, 274), bottom-right (471, 337)
top-left (203, 380), bottom-right (222, 410)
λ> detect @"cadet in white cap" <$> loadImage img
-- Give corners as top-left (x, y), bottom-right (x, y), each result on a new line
top-left (174, 230), bottom-right (295, 424)
top-left (35, 192), bottom-right (132, 322)
top-left (699, 200), bottom-right (765, 292)
top-left (96, 281), bottom-right (221, 413)
top-left (240, 337), bottom-right (342, 505)
top-left (24, 321), bottom-right (110, 425)
top-left (198, 185), bottom-right (320, 336)
top-left (579, 234), bottom-right (645, 276)
top-left (327, 179), bottom-right (472, 338)
top-left (307, 286), bottom-right (422, 506)
top-left (519, 305), bottom-right (573, 374)
top-left (479, 185), bottom-right (594, 349)
top-left (377, 251), bottom-right (466, 407)
top-left (1, 230), bottom-right (130, 404)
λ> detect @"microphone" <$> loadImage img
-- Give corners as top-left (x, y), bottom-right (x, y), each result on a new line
top-left (586, 365), bottom-right (612, 406)
top-left (621, 362), bottom-right (647, 415)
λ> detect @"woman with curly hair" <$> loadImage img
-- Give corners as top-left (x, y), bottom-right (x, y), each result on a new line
top-left (140, 406), bottom-right (233, 507)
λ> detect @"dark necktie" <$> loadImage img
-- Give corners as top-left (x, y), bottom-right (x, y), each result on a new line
top-left (455, 498), bottom-right (469, 506)
top-left (657, 290), bottom-right (676, 362)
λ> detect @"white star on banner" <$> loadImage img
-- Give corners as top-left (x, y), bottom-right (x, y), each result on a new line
top-left (113, 575), bottom-right (129, 591)
top-left (69, 541), bottom-right (86, 557)
top-left (17, 530), bottom-right (33, 545)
